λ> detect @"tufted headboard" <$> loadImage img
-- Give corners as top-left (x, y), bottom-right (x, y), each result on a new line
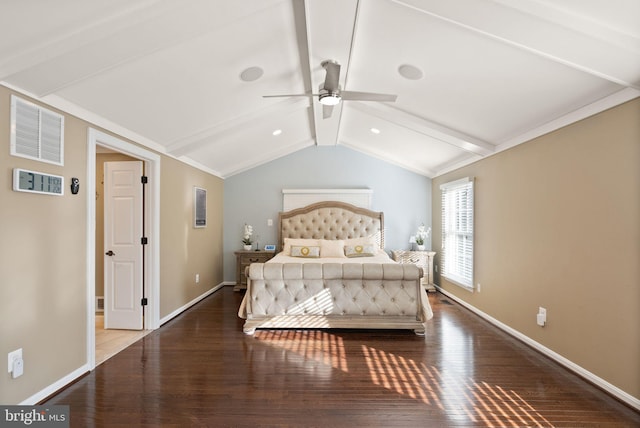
top-left (277, 201), bottom-right (384, 251)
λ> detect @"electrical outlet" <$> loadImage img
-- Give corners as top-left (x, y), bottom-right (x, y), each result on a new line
top-left (537, 307), bottom-right (547, 326)
top-left (8, 349), bottom-right (22, 373)
top-left (195, 274), bottom-right (200, 283)
top-left (267, 218), bottom-right (273, 227)
top-left (11, 357), bottom-right (23, 378)
top-left (476, 283), bottom-right (481, 292)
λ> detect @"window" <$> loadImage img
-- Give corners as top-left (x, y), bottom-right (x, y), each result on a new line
top-left (10, 95), bottom-right (64, 165)
top-left (440, 177), bottom-right (474, 289)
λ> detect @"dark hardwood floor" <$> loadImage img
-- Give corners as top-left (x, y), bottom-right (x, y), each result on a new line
top-left (45, 287), bottom-right (640, 427)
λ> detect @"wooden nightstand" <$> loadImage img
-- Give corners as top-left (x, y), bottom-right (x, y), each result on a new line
top-left (392, 250), bottom-right (436, 292)
top-left (234, 250), bottom-right (275, 291)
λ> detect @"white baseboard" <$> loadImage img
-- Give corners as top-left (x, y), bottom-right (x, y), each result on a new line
top-left (159, 283), bottom-right (225, 326)
top-left (21, 284), bottom-right (225, 405)
top-left (20, 365), bottom-right (89, 405)
top-left (436, 286), bottom-right (640, 411)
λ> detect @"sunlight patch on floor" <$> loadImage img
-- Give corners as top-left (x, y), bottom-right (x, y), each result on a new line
top-left (254, 330), bottom-right (348, 372)
top-left (361, 344), bottom-right (554, 427)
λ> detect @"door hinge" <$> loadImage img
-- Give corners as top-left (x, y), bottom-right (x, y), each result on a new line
top-left (141, 176), bottom-right (148, 184)
top-left (141, 237), bottom-right (148, 245)
top-left (141, 298), bottom-right (148, 306)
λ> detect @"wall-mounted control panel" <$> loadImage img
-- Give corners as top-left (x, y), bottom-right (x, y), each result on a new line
top-left (13, 168), bottom-right (64, 196)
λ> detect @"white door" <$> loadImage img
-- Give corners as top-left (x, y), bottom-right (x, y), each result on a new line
top-left (104, 161), bottom-right (144, 330)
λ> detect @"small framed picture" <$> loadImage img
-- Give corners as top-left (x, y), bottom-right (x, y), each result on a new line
top-left (194, 187), bottom-right (206, 228)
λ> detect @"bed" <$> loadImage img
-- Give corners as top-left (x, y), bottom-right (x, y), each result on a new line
top-left (237, 201), bottom-right (433, 335)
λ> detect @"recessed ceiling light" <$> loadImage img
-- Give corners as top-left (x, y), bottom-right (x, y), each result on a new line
top-left (240, 66), bottom-right (264, 82)
top-left (272, 129), bottom-right (282, 136)
top-left (398, 64), bottom-right (423, 80)
top-left (370, 128), bottom-right (381, 134)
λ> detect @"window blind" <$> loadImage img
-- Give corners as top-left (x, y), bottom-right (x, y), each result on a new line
top-left (440, 177), bottom-right (474, 289)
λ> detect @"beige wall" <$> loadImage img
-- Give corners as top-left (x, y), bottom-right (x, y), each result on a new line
top-left (0, 89), bottom-right (88, 404)
top-left (432, 98), bottom-right (640, 401)
top-left (159, 156), bottom-right (224, 316)
top-left (0, 85), bottom-right (224, 404)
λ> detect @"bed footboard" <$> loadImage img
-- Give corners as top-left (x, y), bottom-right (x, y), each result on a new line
top-left (238, 262), bottom-right (432, 335)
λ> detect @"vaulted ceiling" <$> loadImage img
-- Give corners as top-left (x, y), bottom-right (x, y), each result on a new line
top-left (2, 0), bottom-right (639, 178)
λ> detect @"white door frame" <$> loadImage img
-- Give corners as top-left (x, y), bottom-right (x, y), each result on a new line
top-left (86, 128), bottom-right (161, 369)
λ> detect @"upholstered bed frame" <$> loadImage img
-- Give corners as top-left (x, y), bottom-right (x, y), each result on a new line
top-left (238, 201), bottom-right (432, 335)
top-left (277, 201), bottom-right (385, 251)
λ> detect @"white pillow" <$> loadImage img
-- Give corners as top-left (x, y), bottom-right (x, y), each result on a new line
top-left (345, 244), bottom-right (376, 258)
top-left (283, 238), bottom-right (319, 256)
top-left (291, 245), bottom-right (320, 258)
top-left (319, 239), bottom-right (346, 258)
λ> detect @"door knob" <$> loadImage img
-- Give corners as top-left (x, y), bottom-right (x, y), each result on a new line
top-left (105, 250), bottom-right (115, 256)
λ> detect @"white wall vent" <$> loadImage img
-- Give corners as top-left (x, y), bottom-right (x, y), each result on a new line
top-left (96, 296), bottom-right (104, 312)
top-left (10, 95), bottom-right (64, 165)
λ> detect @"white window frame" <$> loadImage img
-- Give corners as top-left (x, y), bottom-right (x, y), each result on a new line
top-left (440, 177), bottom-right (474, 290)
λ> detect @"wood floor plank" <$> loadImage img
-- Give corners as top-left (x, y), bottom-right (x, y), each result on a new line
top-left (45, 287), bottom-right (640, 427)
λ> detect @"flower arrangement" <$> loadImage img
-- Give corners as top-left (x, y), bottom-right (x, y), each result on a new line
top-left (415, 224), bottom-right (431, 246)
top-left (242, 224), bottom-right (253, 245)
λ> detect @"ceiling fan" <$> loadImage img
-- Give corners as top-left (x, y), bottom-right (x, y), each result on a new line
top-left (263, 60), bottom-right (397, 118)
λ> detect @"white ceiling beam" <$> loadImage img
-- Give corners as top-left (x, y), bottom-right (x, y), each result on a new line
top-left (341, 136), bottom-right (438, 177)
top-left (0, 0), bottom-right (171, 82)
top-left (492, 0), bottom-right (640, 54)
top-left (1, 0), bottom-right (283, 97)
top-left (497, 87), bottom-right (640, 151)
top-left (433, 152), bottom-right (484, 178)
top-left (1, 81), bottom-right (167, 154)
top-left (349, 101), bottom-right (495, 156)
top-left (304, 0), bottom-right (359, 146)
top-left (393, 0), bottom-right (640, 89)
top-left (434, 87), bottom-right (640, 177)
top-left (1, 81), bottom-right (227, 178)
top-left (167, 97), bottom-right (311, 157)
top-left (221, 138), bottom-right (315, 178)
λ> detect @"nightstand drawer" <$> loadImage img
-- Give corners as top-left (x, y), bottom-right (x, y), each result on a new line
top-left (239, 254), bottom-right (271, 264)
top-left (234, 250), bottom-right (275, 291)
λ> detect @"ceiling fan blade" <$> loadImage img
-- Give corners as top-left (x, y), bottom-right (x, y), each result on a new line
top-left (322, 104), bottom-right (334, 119)
top-left (322, 60), bottom-right (340, 92)
top-left (340, 91), bottom-right (397, 102)
top-left (262, 94), bottom-right (313, 98)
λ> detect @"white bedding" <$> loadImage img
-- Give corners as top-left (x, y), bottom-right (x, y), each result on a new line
top-left (268, 250), bottom-right (396, 264)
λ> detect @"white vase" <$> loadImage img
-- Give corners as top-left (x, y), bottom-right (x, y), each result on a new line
top-left (243, 245), bottom-right (252, 251)
top-left (417, 245), bottom-right (425, 251)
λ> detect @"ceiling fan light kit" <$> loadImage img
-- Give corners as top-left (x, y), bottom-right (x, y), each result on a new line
top-left (319, 92), bottom-right (341, 105)
top-left (263, 59), bottom-right (398, 118)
